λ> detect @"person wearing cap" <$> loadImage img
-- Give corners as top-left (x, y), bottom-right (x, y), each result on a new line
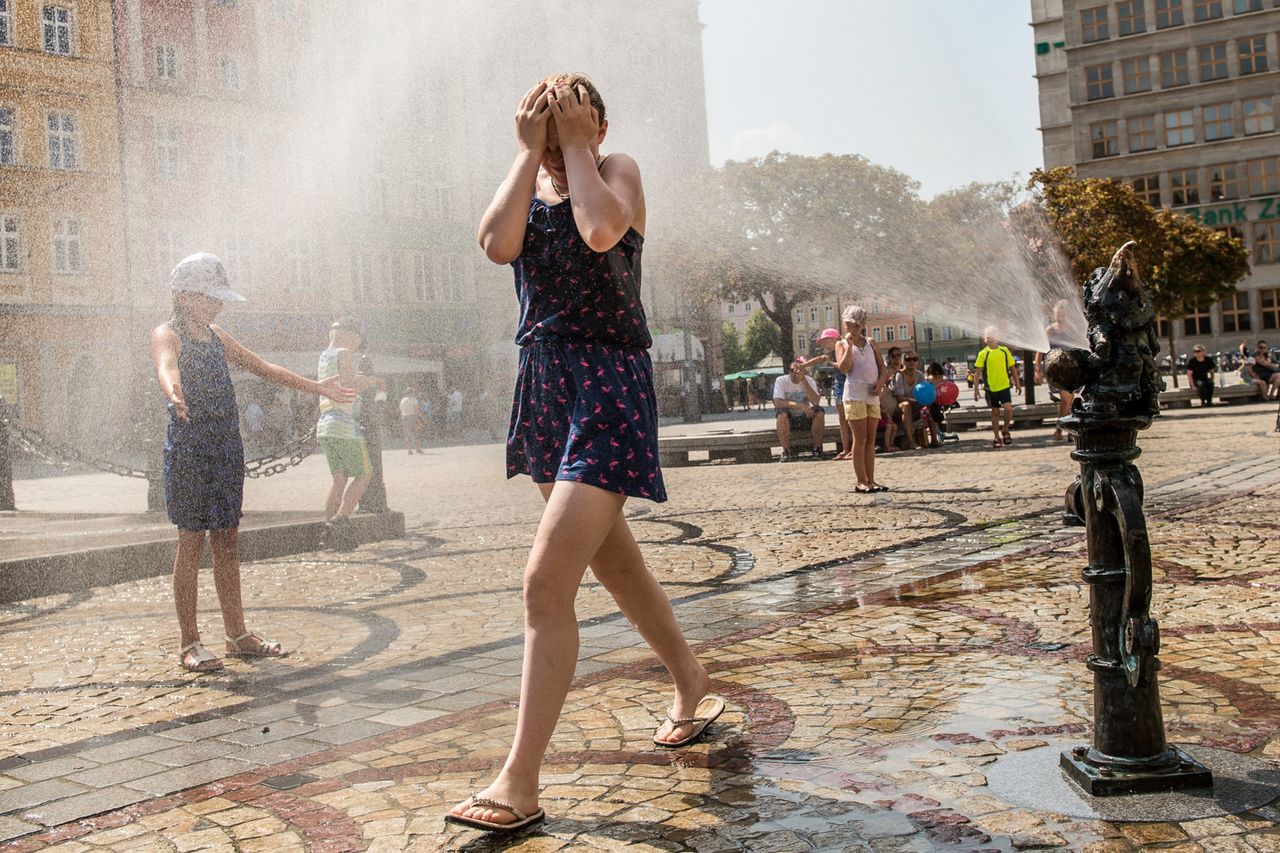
top-left (799, 328), bottom-right (851, 460)
top-left (772, 355), bottom-right (827, 461)
top-left (151, 252), bottom-right (356, 673)
top-left (1184, 345), bottom-right (1217, 407)
top-left (317, 319), bottom-right (385, 541)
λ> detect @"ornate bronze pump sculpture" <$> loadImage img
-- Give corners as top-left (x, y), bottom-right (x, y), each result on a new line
top-left (1045, 242), bottom-right (1213, 796)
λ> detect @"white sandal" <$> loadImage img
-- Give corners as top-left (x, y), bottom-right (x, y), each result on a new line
top-left (225, 632), bottom-right (286, 658)
top-left (180, 641), bottom-right (224, 673)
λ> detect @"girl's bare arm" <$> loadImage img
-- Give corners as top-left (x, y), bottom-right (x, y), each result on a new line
top-left (213, 327), bottom-right (355, 402)
top-left (869, 340), bottom-right (889, 394)
top-left (564, 150), bottom-right (642, 252)
top-left (477, 83), bottom-right (551, 264)
top-left (150, 324), bottom-right (188, 421)
top-left (834, 339), bottom-right (853, 374)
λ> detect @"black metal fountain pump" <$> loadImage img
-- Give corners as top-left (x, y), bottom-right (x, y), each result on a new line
top-left (1045, 242), bottom-right (1213, 797)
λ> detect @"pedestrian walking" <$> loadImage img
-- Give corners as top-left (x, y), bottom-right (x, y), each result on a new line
top-left (974, 327), bottom-right (1021, 448)
top-left (447, 73), bottom-right (719, 835)
top-left (150, 253), bottom-right (354, 673)
top-left (1034, 300), bottom-right (1077, 440)
top-left (399, 388), bottom-right (423, 453)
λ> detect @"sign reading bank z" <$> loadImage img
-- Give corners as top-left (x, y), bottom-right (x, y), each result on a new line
top-left (1184, 196), bottom-right (1279, 227)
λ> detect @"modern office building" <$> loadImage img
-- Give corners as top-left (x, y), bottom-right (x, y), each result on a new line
top-left (1031, 0), bottom-right (1280, 357)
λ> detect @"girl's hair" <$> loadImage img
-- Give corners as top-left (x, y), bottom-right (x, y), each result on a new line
top-left (927, 362), bottom-right (945, 378)
top-left (841, 305), bottom-right (867, 327)
top-left (542, 72), bottom-right (606, 123)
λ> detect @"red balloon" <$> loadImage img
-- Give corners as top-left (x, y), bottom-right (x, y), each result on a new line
top-left (936, 380), bottom-right (960, 406)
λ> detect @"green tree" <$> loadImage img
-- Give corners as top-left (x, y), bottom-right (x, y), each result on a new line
top-left (1028, 167), bottom-right (1249, 386)
top-left (673, 152), bottom-right (921, 363)
top-left (742, 310), bottom-right (781, 368)
top-left (721, 322), bottom-right (746, 375)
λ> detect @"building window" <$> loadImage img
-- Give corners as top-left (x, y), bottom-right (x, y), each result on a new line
top-left (825, 305), bottom-right (834, 324)
top-left (1117, 0), bottom-right (1147, 33)
top-left (1081, 5), bottom-right (1109, 41)
top-left (795, 334), bottom-right (806, 354)
top-left (1203, 102), bottom-right (1234, 140)
top-left (155, 228), bottom-right (185, 278)
top-left (226, 131), bottom-right (246, 184)
top-left (1198, 42), bottom-right (1228, 81)
top-left (42, 5), bottom-right (72, 55)
top-left (349, 250), bottom-right (373, 300)
top-left (1220, 291), bottom-right (1251, 333)
top-left (1122, 57), bottom-right (1152, 93)
top-left (51, 217), bottom-right (83, 274)
top-left (223, 234), bottom-right (250, 288)
top-left (1247, 157), bottom-right (1280, 195)
top-left (809, 307), bottom-right (818, 324)
top-left (1129, 114), bottom-right (1157, 151)
top-left (0, 107), bottom-right (13, 165)
top-left (1208, 163), bottom-right (1241, 199)
top-left (1182, 304), bottom-right (1212, 336)
top-left (1234, 0), bottom-right (1263, 8)
top-left (1165, 109), bottom-right (1195, 146)
top-left (1085, 63), bottom-right (1115, 100)
top-left (1255, 221), bottom-right (1280, 263)
top-left (0, 0), bottom-right (12, 46)
top-left (794, 309), bottom-right (802, 326)
top-left (286, 239), bottom-right (310, 288)
top-left (885, 326), bottom-right (896, 342)
top-left (1091, 120), bottom-right (1120, 158)
top-left (1155, 0), bottom-right (1185, 27)
top-left (923, 326), bottom-right (934, 343)
top-left (1170, 169), bottom-right (1200, 205)
top-left (412, 251), bottom-right (432, 300)
top-left (0, 214), bottom-right (20, 271)
top-left (155, 44), bottom-right (178, 81)
top-left (899, 324), bottom-right (909, 340)
top-left (1261, 288), bottom-right (1280, 329)
top-left (1192, 0), bottom-right (1224, 19)
top-left (219, 55), bottom-right (241, 92)
top-left (1132, 174), bottom-right (1161, 205)
top-left (46, 112), bottom-right (77, 170)
top-left (154, 123), bottom-right (180, 178)
top-left (1238, 35), bottom-right (1268, 73)
top-left (1243, 97), bottom-right (1274, 135)
top-left (1159, 49), bottom-right (1190, 87)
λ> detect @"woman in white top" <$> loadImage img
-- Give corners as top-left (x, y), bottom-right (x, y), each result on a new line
top-left (834, 305), bottom-right (890, 493)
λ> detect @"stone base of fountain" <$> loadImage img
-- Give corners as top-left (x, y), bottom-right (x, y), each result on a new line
top-left (0, 510), bottom-right (405, 602)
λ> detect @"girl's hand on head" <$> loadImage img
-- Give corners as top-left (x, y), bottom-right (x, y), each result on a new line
top-left (548, 84), bottom-right (599, 151)
top-left (515, 81), bottom-right (551, 153)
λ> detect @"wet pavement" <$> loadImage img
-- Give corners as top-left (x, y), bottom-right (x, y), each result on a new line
top-left (1, 403), bottom-right (1279, 851)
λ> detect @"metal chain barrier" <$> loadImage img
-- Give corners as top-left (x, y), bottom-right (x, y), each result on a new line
top-left (244, 427), bottom-right (318, 479)
top-left (11, 423), bottom-right (150, 479)
top-left (10, 422), bottom-right (319, 480)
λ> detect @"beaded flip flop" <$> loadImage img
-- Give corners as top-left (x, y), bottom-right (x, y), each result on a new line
top-left (444, 796), bottom-right (546, 833)
top-left (653, 695), bottom-right (726, 749)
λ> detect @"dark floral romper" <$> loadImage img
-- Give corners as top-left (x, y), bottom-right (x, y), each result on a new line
top-left (163, 324), bottom-right (244, 530)
top-left (506, 194), bottom-right (666, 502)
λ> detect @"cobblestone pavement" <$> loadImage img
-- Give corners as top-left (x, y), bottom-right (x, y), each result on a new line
top-left (1, 405), bottom-right (1278, 851)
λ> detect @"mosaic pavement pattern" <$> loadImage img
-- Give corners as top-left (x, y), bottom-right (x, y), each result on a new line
top-left (1, 405), bottom-right (1279, 850)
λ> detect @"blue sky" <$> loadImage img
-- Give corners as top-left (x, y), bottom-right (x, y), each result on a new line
top-left (698, 1), bottom-right (1045, 198)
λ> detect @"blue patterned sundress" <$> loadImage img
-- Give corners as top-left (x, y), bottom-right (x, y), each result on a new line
top-left (163, 324), bottom-right (244, 530)
top-left (506, 194), bottom-right (666, 502)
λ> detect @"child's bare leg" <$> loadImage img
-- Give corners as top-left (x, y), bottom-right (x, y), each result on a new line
top-left (174, 530), bottom-right (208, 649)
top-left (862, 417), bottom-right (878, 485)
top-left (209, 528), bottom-right (249, 642)
top-left (851, 419), bottom-right (870, 486)
top-left (337, 473), bottom-right (373, 518)
top-left (451, 481), bottom-right (627, 826)
top-left (837, 407), bottom-right (852, 456)
top-left (1004, 403), bottom-right (1015, 431)
top-left (325, 473), bottom-right (348, 520)
top-left (990, 409), bottom-right (1000, 440)
top-left (585, 513), bottom-right (710, 744)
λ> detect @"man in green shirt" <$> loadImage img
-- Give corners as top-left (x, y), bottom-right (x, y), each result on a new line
top-left (973, 327), bottom-right (1021, 448)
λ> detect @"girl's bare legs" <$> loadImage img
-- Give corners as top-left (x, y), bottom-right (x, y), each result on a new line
top-left (451, 480), bottom-right (710, 825)
top-left (850, 417), bottom-right (870, 487)
top-left (174, 530), bottom-right (209, 659)
top-left (835, 406), bottom-right (852, 459)
top-left (209, 528), bottom-right (251, 646)
top-left (863, 417), bottom-right (880, 487)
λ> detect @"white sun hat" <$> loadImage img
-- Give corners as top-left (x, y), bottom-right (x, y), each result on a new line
top-left (168, 252), bottom-right (245, 302)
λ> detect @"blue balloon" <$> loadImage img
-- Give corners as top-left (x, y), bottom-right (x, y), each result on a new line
top-left (913, 381), bottom-right (937, 406)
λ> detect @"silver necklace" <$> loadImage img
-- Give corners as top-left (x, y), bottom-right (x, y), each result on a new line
top-left (549, 174), bottom-right (570, 200)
